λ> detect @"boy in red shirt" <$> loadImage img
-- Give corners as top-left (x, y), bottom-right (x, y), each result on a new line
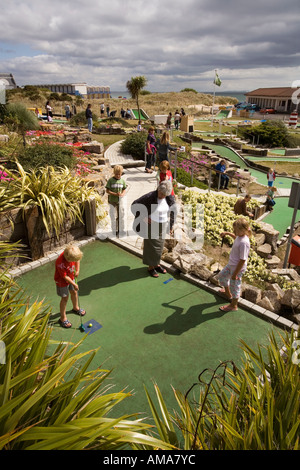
top-left (54, 244), bottom-right (85, 328)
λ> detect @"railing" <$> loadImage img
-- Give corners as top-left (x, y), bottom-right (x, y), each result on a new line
top-left (169, 149), bottom-right (243, 197)
top-left (144, 141), bottom-right (244, 197)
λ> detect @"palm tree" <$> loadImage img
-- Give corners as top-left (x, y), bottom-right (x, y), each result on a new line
top-left (126, 76), bottom-right (147, 121)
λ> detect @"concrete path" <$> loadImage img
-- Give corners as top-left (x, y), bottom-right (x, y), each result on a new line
top-left (100, 140), bottom-right (158, 249)
top-left (100, 139), bottom-right (291, 249)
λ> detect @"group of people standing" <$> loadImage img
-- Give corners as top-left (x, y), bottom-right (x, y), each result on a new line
top-left (166, 108), bottom-right (185, 130)
top-left (145, 128), bottom-right (179, 173)
top-left (64, 103), bottom-right (77, 120)
top-left (45, 101), bottom-right (77, 123)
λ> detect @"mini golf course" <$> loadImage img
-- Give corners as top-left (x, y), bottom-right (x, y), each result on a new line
top-left (18, 239), bottom-right (283, 418)
top-left (130, 108), bottom-right (149, 120)
top-left (193, 142), bottom-right (299, 238)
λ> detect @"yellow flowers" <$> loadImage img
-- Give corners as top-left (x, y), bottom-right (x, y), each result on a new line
top-left (180, 189), bottom-right (259, 246)
top-left (180, 190), bottom-right (299, 290)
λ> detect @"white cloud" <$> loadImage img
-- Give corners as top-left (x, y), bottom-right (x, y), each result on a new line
top-left (0, 0), bottom-right (299, 91)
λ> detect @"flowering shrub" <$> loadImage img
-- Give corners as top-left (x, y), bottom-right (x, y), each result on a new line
top-left (18, 142), bottom-right (76, 171)
top-left (180, 189), bottom-right (300, 290)
top-left (180, 189), bottom-right (260, 246)
top-left (19, 135), bottom-right (98, 177)
top-left (76, 161), bottom-right (95, 177)
top-left (245, 249), bottom-right (300, 290)
top-left (171, 153), bottom-right (209, 177)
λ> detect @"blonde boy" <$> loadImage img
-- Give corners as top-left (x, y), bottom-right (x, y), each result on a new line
top-left (106, 165), bottom-right (127, 236)
top-left (54, 244), bottom-right (85, 328)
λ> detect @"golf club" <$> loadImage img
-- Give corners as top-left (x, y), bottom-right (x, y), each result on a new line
top-left (75, 277), bottom-right (85, 332)
top-left (214, 237), bottom-right (224, 274)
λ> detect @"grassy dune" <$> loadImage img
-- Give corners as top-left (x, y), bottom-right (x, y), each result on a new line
top-left (7, 89), bottom-right (238, 119)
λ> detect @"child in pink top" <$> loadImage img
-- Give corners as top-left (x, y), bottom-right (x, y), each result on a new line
top-left (218, 218), bottom-right (251, 312)
top-left (159, 160), bottom-right (175, 196)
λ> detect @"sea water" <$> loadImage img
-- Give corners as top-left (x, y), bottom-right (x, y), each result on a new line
top-left (110, 91), bottom-right (247, 102)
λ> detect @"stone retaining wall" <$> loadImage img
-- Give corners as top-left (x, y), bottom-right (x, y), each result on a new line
top-left (1, 202), bottom-right (97, 264)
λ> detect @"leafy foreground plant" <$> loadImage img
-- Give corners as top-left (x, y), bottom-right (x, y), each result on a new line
top-left (145, 331), bottom-right (300, 450)
top-left (0, 163), bottom-right (102, 238)
top-left (0, 241), bottom-right (174, 451)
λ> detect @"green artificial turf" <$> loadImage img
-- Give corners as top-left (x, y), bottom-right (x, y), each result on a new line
top-left (18, 240), bottom-right (282, 417)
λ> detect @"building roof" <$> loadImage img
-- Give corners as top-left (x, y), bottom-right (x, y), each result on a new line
top-left (0, 73), bottom-right (17, 88)
top-left (245, 87), bottom-right (300, 98)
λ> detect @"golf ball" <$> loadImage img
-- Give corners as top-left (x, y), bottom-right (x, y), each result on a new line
top-left (88, 323), bottom-right (93, 328)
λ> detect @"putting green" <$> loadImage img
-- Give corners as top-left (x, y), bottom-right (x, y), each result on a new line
top-left (17, 240), bottom-right (282, 417)
top-left (193, 143), bottom-right (298, 238)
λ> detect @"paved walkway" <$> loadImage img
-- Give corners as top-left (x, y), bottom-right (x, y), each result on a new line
top-left (102, 141), bottom-right (158, 249)
top-left (100, 140), bottom-right (277, 248)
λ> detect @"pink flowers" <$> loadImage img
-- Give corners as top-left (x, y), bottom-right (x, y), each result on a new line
top-left (26, 129), bottom-right (64, 137)
top-left (76, 162), bottom-right (94, 176)
top-left (171, 154), bottom-right (209, 176)
top-left (0, 168), bottom-right (11, 181)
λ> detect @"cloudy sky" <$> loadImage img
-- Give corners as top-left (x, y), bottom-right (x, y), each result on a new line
top-left (0, 0), bottom-right (299, 93)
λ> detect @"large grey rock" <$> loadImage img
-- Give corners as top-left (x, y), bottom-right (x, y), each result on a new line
top-left (265, 283), bottom-right (284, 299)
top-left (264, 255), bottom-right (281, 269)
top-left (257, 296), bottom-right (275, 312)
top-left (191, 264), bottom-right (213, 280)
top-left (173, 252), bottom-right (210, 274)
top-left (254, 233), bottom-right (266, 247)
top-left (161, 252), bottom-right (178, 264)
top-left (243, 285), bottom-right (262, 303)
top-left (257, 243), bottom-right (272, 259)
top-left (257, 222), bottom-right (279, 253)
top-left (281, 288), bottom-right (300, 312)
top-left (262, 290), bottom-right (281, 313)
top-left (82, 141), bottom-right (104, 154)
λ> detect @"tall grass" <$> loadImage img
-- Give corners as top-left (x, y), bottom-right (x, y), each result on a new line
top-left (144, 331), bottom-right (300, 450)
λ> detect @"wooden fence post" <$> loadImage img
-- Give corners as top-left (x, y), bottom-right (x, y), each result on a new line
top-left (84, 197), bottom-right (96, 236)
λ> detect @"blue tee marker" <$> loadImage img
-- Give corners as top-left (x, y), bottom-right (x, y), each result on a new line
top-left (82, 319), bottom-right (103, 335)
top-left (163, 278), bottom-right (174, 284)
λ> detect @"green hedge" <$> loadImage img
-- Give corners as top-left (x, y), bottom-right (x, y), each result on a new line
top-left (17, 143), bottom-right (76, 171)
top-left (121, 132), bottom-right (147, 160)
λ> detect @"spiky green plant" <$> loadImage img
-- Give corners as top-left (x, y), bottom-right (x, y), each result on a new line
top-left (0, 163), bottom-right (102, 238)
top-left (4, 102), bottom-right (40, 147)
top-left (144, 331), bottom-right (300, 450)
top-left (0, 240), bottom-right (174, 450)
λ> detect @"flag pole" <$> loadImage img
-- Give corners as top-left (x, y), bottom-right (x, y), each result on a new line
top-left (211, 69), bottom-right (217, 127)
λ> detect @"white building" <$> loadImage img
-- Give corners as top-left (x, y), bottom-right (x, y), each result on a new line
top-left (39, 82), bottom-right (110, 99)
top-left (245, 87), bottom-right (300, 113)
top-left (0, 73), bottom-right (17, 90)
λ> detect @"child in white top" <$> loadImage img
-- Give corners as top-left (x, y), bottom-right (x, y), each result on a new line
top-left (218, 218), bottom-right (251, 312)
top-left (267, 168), bottom-right (276, 187)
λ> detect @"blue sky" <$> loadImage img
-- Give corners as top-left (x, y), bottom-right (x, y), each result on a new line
top-left (0, 0), bottom-right (299, 92)
top-left (0, 44), bottom-right (39, 59)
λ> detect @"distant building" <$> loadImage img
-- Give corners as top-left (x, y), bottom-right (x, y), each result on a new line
top-left (0, 73), bottom-right (17, 89)
top-left (37, 82), bottom-right (111, 99)
top-left (245, 87), bottom-right (300, 113)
